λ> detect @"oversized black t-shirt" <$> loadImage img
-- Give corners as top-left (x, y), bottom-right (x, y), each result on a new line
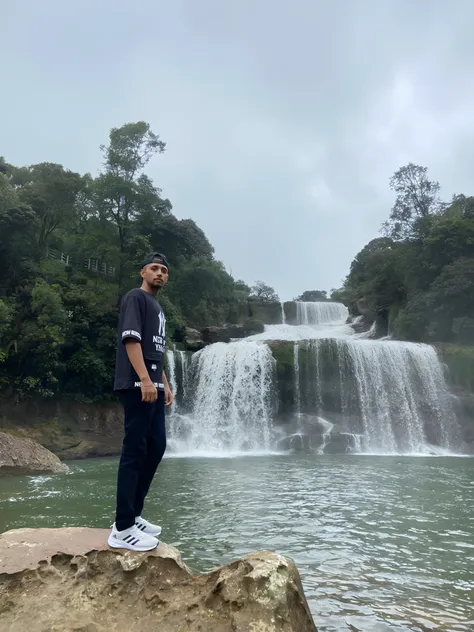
top-left (114, 288), bottom-right (166, 391)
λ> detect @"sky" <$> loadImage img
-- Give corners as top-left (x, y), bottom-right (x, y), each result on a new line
top-left (1, 1), bottom-right (474, 301)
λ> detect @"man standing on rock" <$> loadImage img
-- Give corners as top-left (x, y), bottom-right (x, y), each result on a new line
top-left (108, 253), bottom-right (174, 552)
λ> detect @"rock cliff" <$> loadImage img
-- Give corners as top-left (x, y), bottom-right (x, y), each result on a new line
top-left (0, 527), bottom-right (317, 632)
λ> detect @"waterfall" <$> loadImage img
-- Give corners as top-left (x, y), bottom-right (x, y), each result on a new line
top-left (165, 350), bottom-right (177, 407)
top-left (317, 417), bottom-right (334, 455)
top-left (168, 341), bottom-right (275, 455)
top-left (165, 300), bottom-right (464, 457)
top-left (280, 302), bottom-right (286, 324)
top-left (176, 350), bottom-right (189, 402)
top-left (294, 343), bottom-right (301, 415)
top-left (296, 301), bottom-right (348, 326)
top-left (299, 338), bottom-right (461, 454)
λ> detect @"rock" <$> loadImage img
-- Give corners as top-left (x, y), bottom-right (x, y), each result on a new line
top-left (248, 300), bottom-right (283, 325)
top-left (277, 433), bottom-right (312, 453)
top-left (201, 324), bottom-right (243, 344)
top-left (184, 327), bottom-right (206, 351)
top-left (0, 527), bottom-right (317, 632)
top-left (356, 297), bottom-right (377, 319)
top-left (201, 320), bottom-right (265, 344)
top-left (323, 430), bottom-right (359, 454)
top-left (0, 431), bottom-right (69, 476)
top-left (242, 317), bottom-right (265, 336)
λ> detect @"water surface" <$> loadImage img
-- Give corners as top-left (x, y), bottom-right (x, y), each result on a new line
top-left (1, 454), bottom-right (473, 631)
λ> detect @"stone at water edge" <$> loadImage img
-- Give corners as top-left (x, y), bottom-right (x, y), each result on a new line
top-left (0, 431), bottom-right (69, 476)
top-left (0, 527), bottom-right (318, 632)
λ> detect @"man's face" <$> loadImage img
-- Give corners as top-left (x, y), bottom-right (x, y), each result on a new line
top-left (141, 261), bottom-right (169, 289)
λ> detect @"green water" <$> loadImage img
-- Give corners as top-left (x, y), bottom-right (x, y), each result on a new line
top-left (1, 454), bottom-right (473, 631)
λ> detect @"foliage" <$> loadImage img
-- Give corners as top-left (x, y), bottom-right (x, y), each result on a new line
top-left (294, 290), bottom-right (328, 302)
top-left (341, 163), bottom-right (474, 344)
top-left (0, 122), bottom-right (273, 402)
top-left (381, 163), bottom-right (444, 240)
top-left (249, 280), bottom-right (279, 303)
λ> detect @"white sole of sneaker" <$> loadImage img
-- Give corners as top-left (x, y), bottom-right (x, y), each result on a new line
top-left (107, 535), bottom-right (158, 552)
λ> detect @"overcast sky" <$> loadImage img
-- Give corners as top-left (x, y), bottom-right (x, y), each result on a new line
top-left (1, 1), bottom-right (474, 300)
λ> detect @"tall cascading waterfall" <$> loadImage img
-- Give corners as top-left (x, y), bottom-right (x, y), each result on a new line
top-left (166, 342), bottom-right (276, 455)
top-left (165, 300), bottom-right (464, 456)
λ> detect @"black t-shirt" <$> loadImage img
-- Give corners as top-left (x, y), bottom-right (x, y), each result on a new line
top-left (114, 288), bottom-right (166, 391)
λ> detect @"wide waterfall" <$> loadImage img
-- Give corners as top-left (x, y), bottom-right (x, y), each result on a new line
top-left (296, 301), bottom-right (348, 326)
top-left (165, 302), bottom-right (464, 456)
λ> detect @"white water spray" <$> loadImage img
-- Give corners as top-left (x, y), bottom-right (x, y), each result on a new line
top-left (169, 342), bottom-right (275, 455)
top-left (296, 301), bottom-right (348, 326)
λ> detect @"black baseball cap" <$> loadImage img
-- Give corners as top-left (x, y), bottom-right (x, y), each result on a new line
top-left (141, 252), bottom-right (169, 270)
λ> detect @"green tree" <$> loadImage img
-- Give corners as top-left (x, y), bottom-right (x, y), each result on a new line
top-left (10, 162), bottom-right (84, 253)
top-left (295, 289), bottom-right (328, 302)
top-left (382, 163), bottom-right (443, 240)
top-left (250, 280), bottom-right (279, 303)
top-left (94, 122), bottom-right (169, 288)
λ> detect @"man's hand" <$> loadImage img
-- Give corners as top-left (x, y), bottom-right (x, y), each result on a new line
top-left (164, 384), bottom-right (174, 407)
top-left (141, 377), bottom-right (158, 403)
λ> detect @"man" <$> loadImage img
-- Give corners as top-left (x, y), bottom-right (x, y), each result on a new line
top-left (108, 252), bottom-right (174, 552)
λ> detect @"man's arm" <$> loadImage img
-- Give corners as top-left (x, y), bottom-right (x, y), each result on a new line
top-left (125, 340), bottom-right (157, 402)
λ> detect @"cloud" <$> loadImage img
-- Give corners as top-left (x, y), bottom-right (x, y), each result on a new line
top-left (1, 0), bottom-right (474, 299)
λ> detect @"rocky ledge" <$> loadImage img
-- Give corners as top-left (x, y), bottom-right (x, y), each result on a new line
top-left (0, 431), bottom-right (69, 476)
top-left (0, 527), bottom-right (317, 632)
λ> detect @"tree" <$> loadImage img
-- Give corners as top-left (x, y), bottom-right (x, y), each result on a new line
top-left (0, 172), bottom-right (19, 213)
top-left (0, 204), bottom-right (39, 291)
top-left (140, 215), bottom-right (214, 265)
top-left (94, 122), bottom-right (169, 287)
top-left (382, 163), bottom-right (443, 240)
top-left (234, 280), bottom-right (251, 301)
top-left (427, 257), bottom-right (474, 343)
top-left (249, 281), bottom-right (279, 303)
top-left (10, 162), bottom-right (84, 253)
top-left (295, 290), bottom-right (328, 302)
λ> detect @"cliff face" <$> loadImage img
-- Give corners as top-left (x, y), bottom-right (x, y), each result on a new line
top-left (0, 527), bottom-right (317, 632)
top-left (0, 399), bottom-right (123, 460)
top-left (436, 344), bottom-right (474, 446)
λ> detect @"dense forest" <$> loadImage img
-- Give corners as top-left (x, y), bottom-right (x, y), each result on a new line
top-left (0, 122), bottom-right (276, 402)
top-left (333, 163), bottom-right (474, 346)
top-left (1, 124), bottom-right (473, 405)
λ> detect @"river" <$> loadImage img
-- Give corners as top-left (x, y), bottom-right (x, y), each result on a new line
top-left (1, 453), bottom-right (473, 631)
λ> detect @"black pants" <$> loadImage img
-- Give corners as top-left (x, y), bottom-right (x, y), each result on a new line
top-left (115, 389), bottom-right (167, 531)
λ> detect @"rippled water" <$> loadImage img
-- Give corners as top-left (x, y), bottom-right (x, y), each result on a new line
top-left (1, 454), bottom-right (473, 631)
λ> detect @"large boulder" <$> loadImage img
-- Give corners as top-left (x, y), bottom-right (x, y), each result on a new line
top-left (0, 431), bottom-right (69, 476)
top-left (0, 527), bottom-right (317, 632)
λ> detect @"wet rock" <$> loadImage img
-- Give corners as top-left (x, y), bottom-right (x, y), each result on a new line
top-left (201, 324), bottom-right (243, 344)
top-left (0, 431), bottom-right (69, 476)
top-left (201, 320), bottom-right (265, 344)
top-left (0, 527), bottom-right (318, 632)
top-left (184, 327), bottom-right (206, 351)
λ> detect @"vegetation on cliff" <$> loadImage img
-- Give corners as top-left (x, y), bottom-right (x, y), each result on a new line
top-left (334, 163), bottom-right (474, 345)
top-left (0, 122), bottom-right (277, 402)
